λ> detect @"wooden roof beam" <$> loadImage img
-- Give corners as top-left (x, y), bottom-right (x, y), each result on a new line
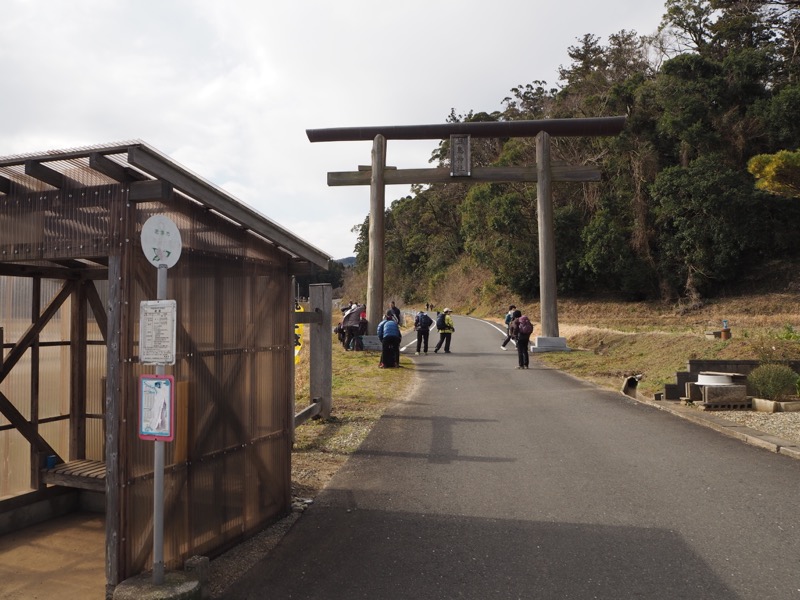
top-left (127, 145), bottom-right (331, 269)
top-left (0, 173), bottom-right (35, 195)
top-left (24, 160), bottom-right (79, 189)
top-left (0, 262), bottom-right (108, 280)
top-left (89, 152), bottom-right (147, 183)
top-left (128, 179), bottom-right (173, 202)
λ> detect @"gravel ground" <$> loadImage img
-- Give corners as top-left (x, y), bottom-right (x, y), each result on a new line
top-left (713, 410), bottom-right (800, 445)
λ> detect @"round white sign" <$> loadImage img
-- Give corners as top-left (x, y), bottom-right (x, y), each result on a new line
top-left (141, 215), bottom-right (182, 269)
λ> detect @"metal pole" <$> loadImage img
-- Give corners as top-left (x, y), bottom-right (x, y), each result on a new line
top-left (366, 135), bottom-right (386, 335)
top-left (153, 264), bottom-right (167, 585)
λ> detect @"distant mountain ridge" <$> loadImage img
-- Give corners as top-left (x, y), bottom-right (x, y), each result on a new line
top-left (335, 256), bottom-right (356, 267)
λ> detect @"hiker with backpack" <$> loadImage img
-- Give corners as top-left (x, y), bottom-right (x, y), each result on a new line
top-left (500, 304), bottom-right (517, 350)
top-left (342, 303), bottom-right (362, 350)
top-left (413, 310), bottom-right (434, 355)
top-left (509, 310), bottom-right (534, 369)
top-left (433, 308), bottom-right (455, 354)
top-left (377, 310), bottom-right (402, 368)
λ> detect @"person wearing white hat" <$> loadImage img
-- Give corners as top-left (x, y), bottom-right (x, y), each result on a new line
top-left (433, 308), bottom-right (455, 353)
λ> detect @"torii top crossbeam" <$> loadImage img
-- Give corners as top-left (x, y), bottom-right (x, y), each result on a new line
top-left (306, 116), bottom-right (626, 142)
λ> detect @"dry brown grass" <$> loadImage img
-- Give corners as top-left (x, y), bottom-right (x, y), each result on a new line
top-left (534, 296), bottom-right (800, 397)
top-left (291, 322), bottom-right (417, 498)
top-left (338, 258), bottom-right (800, 399)
top-left (418, 258), bottom-right (800, 398)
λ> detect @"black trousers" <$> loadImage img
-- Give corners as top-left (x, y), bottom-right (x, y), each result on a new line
top-left (517, 335), bottom-right (530, 367)
top-left (381, 335), bottom-right (401, 367)
top-left (416, 330), bottom-right (429, 353)
top-left (344, 325), bottom-right (359, 349)
top-left (435, 332), bottom-right (452, 352)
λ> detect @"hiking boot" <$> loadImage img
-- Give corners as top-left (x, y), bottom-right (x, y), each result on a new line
top-left (415, 352), bottom-right (420, 355)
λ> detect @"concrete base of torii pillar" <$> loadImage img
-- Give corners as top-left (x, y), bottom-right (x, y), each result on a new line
top-left (530, 336), bottom-right (571, 353)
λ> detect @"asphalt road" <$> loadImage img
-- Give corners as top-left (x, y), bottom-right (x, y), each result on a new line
top-left (226, 314), bottom-right (800, 599)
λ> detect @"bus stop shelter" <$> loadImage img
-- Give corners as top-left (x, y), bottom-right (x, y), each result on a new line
top-left (0, 141), bottom-right (330, 591)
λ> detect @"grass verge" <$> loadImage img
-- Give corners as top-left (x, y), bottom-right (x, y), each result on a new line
top-left (292, 334), bottom-right (416, 498)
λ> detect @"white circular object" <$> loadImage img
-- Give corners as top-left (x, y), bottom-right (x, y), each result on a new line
top-left (141, 215), bottom-right (182, 268)
top-left (697, 373), bottom-right (733, 385)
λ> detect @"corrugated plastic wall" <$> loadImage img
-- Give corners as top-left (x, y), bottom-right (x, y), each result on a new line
top-left (0, 277), bottom-right (75, 497)
top-left (1, 177), bottom-right (294, 576)
top-left (119, 199), bottom-right (293, 576)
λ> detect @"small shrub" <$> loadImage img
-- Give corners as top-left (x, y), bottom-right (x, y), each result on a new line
top-left (747, 364), bottom-right (800, 400)
top-left (777, 325), bottom-right (800, 341)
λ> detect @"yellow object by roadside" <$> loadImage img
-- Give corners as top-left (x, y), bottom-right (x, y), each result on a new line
top-left (294, 304), bottom-right (304, 364)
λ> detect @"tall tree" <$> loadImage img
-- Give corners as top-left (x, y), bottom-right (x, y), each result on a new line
top-left (651, 154), bottom-right (758, 300)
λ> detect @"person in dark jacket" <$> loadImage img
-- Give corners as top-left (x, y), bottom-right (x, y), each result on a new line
top-left (377, 311), bottom-right (402, 368)
top-left (389, 300), bottom-right (402, 325)
top-left (342, 303), bottom-right (362, 350)
top-left (501, 304), bottom-right (516, 350)
top-left (414, 310), bottom-right (433, 355)
top-left (509, 310), bottom-right (533, 369)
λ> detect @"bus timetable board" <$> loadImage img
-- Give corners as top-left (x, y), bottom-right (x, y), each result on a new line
top-left (139, 300), bottom-right (177, 365)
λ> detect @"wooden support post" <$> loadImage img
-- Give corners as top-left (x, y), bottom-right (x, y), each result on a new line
top-left (536, 132), bottom-right (559, 338)
top-left (309, 284), bottom-right (332, 418)
top-left (30, 279), bottom-right (41, 488)
top-left (290, 277), bottom-right (296, 444)
top-left (105, 254), bottom-right (122, 590)
top-left (70, 281), bottom-right (88, 461)
top-left (366, 135), bottom-right (386, 335)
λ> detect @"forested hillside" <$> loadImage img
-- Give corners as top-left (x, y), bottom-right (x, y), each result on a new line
top-left (346, 0), bottom-right (800, 305)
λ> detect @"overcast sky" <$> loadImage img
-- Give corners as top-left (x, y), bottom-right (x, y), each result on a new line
top-left (1, 0), bottom-right (667, 259)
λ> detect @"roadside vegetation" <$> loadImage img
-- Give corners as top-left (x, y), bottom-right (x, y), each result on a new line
top-left (292, 329), bottom-right (416, 498)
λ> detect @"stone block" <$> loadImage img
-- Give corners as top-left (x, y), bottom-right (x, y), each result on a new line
top-left (752, 397), bottom-right (777, 413)
top-left (113, 571), bottom-right (201, 600)
top-left (360, 335), bottom-right (382, 351)
top-left (184, 556), bottom-right (210, 600)
top-left (676, 371), bottom-right (698, 389)
top-left (531, 336), bottom-right (570, 352)
top-left (702, 384), bottom-right (747, 403)
top-left (664, 383), bottom-right (680, 401)
top-left (685, 382), bottom-right (704, 402)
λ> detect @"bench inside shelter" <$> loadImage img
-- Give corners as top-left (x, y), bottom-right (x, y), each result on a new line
top-left (41, 459), bottom-right (106, 492)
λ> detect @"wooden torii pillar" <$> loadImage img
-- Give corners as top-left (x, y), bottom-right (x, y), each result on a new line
top-left (307, 117), bottom-right (626, 347)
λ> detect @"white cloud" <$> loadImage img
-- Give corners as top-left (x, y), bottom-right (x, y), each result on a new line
top-left (0, 0), bottom-right (665, 258)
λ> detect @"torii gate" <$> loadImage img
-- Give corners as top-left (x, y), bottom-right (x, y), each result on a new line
top-left (307, 116), bottom-right (626, 351)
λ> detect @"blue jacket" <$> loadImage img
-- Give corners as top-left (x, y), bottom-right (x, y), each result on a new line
top-left (377, 318), bottom-right (401, 340)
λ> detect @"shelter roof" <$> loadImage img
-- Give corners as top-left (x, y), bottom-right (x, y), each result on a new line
top-left (0, 140), bottom-right (331, 270)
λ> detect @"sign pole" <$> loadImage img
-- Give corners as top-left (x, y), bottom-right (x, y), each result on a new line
top-left (153, 263), bottom-right (167, 585)
top-left (139, 214), bottom-right (181, 586)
